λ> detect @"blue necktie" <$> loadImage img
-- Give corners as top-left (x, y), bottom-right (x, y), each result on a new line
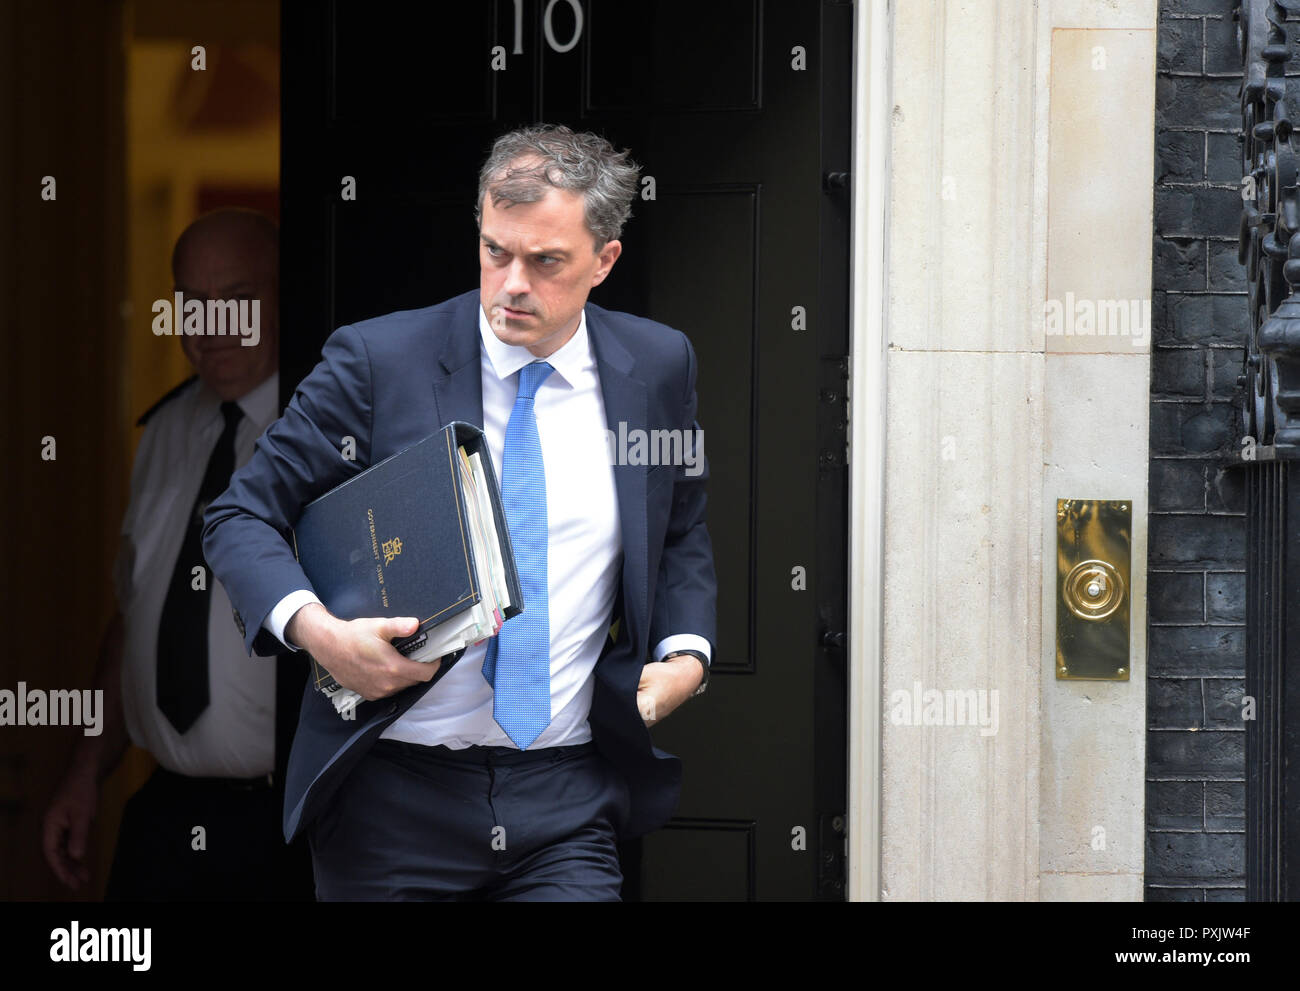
top-left (483, 360), bottom-right (555, 748)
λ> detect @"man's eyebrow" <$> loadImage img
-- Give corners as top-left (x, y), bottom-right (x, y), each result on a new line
top-left (480, 235), bottom-right (571, 259)
top-left (514, 244), bottom-right (570, 259)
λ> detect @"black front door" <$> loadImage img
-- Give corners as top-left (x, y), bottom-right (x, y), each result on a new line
top-left (281, 0), bottom-right (851, 900)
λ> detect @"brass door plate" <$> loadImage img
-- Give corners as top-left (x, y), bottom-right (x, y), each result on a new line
top-left (1056, 499), bottom-right (1131, 680)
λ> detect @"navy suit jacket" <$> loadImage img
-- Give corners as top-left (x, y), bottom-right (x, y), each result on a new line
top-left (201, 289), bottom-right (717, 843)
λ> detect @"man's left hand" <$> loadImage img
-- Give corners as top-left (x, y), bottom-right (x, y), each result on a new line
top-left (636, 654), bottom-right (705, 726)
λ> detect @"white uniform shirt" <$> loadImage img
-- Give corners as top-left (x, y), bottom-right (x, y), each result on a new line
top-left (114, 372), bottom-right (279, 777)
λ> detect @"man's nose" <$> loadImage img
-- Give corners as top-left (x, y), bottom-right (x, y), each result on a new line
top-left (503, 258), bottom-right (529, 297)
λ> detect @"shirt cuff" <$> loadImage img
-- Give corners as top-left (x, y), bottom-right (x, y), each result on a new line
top-left (652, 634), bottom-right (712, 666)
top-left (265, 589), bottom-right (323, 651)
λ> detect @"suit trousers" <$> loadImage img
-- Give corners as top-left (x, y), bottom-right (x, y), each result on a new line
top-left (307, 738), bottom-right (631, 901)
top-left (104, 766), bottom-right (315, 901)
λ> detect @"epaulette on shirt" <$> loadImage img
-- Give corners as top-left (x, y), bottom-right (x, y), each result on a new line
top-left (136, 374), bottom-right (198, 427)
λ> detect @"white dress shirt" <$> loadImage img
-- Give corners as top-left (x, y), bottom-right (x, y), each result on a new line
top-left (265, 304), bottom-right (711, 749)
top-left (114, 372), bottom-right (280, 777)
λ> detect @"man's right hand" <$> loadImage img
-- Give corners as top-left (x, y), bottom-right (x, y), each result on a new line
top-left (42, 611), bottom-right (129, 891)
top-left (286, 604), bottom-right (441, 701)
top-left (42, 766), bottom-right (98, 890)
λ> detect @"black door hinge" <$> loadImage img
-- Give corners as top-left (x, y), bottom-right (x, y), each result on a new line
top-left (818, 813), bottom-right (847, 899)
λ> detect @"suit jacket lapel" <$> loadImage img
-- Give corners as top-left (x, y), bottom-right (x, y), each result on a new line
top-left (586, 304), bottom-right (649, 650)
top-left (430, 293), bottom-right (485, 430)
top-left (400, 293), bottom-right (486, 711)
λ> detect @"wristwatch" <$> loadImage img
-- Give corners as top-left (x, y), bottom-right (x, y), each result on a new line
top-left (665, 649), bottom-right (710, 696)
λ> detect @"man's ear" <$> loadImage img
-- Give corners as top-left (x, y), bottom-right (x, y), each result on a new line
top-left (591, 239), bottom-right (622, 288)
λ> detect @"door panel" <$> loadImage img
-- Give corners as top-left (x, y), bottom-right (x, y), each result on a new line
top-left (640, 186), bottom-right (757, 672)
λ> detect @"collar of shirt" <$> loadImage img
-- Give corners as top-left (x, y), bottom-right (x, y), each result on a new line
top-left (193, 370), bottom-right (280, 433)
top-left (477, 304), bottom-right (588, 388)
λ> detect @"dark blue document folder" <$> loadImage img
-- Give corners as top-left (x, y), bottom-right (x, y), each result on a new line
top-left (291, 421), bottom-right (523, 688)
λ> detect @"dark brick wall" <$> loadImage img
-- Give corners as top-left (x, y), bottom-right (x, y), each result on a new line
top-left (1148, 0), bottom-right (1252, 901)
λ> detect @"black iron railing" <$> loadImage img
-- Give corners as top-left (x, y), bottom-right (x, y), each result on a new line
top-left (1236, 0), bottom-right (1300, 901)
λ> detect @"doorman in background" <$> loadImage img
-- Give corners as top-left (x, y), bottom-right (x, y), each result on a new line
top-left (42, 207), bottom-right (314, 900)
top-left (202, 125), bottom-right (718, 900)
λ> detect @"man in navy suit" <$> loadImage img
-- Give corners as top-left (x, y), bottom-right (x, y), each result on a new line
top-left (201, 124), bottom-right (717, 900)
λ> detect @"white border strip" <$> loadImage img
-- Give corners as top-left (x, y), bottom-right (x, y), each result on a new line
top-left (847, 0), bottom-right (891, 902)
